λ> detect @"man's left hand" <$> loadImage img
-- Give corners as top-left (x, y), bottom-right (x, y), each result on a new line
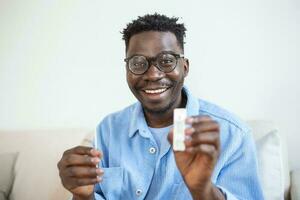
top-left (168, 115), bottom-right (224, 200)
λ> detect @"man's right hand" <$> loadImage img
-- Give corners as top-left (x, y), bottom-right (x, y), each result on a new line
top-left (57, 146), bottom-right (103, 200)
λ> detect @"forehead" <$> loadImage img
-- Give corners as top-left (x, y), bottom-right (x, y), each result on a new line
top-left (126, 31), bottom-right (182, 57)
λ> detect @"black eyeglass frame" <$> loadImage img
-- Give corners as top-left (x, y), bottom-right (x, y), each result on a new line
top-left (124, 52), bottom-right (185, 75)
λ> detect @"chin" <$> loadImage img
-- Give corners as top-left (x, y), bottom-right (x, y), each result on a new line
top-left (142, 101), bottom-right (174, 114)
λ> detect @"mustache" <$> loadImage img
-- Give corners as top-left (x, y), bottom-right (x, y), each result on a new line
top-left (136, 80), bottom-right (174, 90)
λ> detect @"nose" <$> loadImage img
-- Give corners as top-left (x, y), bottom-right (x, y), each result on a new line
top-left (143, 64), bottom-right (164, 81)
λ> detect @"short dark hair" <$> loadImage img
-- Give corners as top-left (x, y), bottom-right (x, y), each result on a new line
top-left (122, 13), bottom-right (186, 52)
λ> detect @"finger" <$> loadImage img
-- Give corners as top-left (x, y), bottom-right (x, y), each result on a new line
top-left (63, 146), bottom-right (102, 157)
top-left (66, 166), bottom-right (104, 178)
top-left (192, 121), bottom-right (220, 133)
top-left (184, 127), bottom-right (195, 137)
top-left (62, 154), bottom-right (100, 167)
top-left (186, 115), bottom-right (212, 124)
top-left (185, 131), bottom-right (220, 149)
top-left (167, 128), bottom-right (189, 145)
top-left (66, 176), bottom-right (102, 189)
top-left (90, 148), bottom-right (102, 157)
top-left (186, 144), bottom-right (217, 156)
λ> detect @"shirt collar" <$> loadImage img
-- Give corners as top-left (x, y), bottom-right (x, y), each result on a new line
top-left (128, 86), bottom-right (200, 138)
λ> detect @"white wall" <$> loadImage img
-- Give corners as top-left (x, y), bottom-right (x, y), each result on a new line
top-left (0, 0), bottom-right (299, 169)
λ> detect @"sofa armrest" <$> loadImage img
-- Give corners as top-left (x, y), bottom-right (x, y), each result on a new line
top-left (291, 169), bottom-right (300, 200)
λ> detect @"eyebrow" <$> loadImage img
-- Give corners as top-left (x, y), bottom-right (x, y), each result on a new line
top-left (126, 50), bottom-right (180, 59)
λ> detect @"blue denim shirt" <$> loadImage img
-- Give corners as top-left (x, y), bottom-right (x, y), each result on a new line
top-left (94, 87), bottom-right (264, 200)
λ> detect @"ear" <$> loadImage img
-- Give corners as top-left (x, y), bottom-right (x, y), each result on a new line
top-left (183, 58), bottom-right (189, 78)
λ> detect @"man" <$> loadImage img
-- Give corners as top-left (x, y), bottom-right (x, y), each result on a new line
top-left (57, 13), bottom-right (264, 200)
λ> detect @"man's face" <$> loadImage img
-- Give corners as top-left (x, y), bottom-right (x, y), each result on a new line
top-left (126, 31), bottom-right (189, 114)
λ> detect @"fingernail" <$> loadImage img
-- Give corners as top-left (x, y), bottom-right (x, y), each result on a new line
top-left (96, 168), bottom-right (104, 174)
top-left (185, 127), bottom-right (195, 135)
top-left (91, 157), bottom-right (100, 163)
top-left (186, 117), bottom-right (194, 124)
top-left (96, 176), bottom-right (102, 182)
top-left (185, 135), bottom-right (192, 141)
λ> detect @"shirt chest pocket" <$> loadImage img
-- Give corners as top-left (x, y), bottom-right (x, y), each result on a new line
top-left (100, 167), bottom-right (124, 200)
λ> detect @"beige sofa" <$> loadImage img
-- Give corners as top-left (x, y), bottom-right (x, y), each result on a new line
top-left (0, 121), bottom-right (299, 200)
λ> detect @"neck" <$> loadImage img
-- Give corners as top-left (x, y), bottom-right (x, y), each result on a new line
top-left (144, 90), bottom-right (187, 128)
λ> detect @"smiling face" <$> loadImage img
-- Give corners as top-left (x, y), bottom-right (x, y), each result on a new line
top-left (126, 31), bottom-right (189, 114)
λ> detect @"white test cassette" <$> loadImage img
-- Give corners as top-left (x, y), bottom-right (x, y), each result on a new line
top-left (173, 108), bottom-right (186, 151)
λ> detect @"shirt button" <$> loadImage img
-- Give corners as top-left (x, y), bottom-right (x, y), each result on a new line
top-left (135, 189), bottom-right (142, 196)
top-left (149, 147), bottom-right (156, 154)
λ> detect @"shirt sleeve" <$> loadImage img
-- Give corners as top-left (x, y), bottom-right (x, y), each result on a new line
top-left (215, 130), bottom-right (265, 200)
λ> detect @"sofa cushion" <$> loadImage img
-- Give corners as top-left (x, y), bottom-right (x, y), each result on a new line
top-left (291, 169), bottom-right (300, 200)
top-left (0, 129), bottom-right (90, 200)
top-left (0, 152), bottom-right (18, 200)
top-left (248, 120), bottom-right (289, 200)
top-left (256, 130), bottom-right (284, 199)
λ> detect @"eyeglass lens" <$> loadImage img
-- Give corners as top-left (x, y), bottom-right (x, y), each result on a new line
top-left (128, 53), bottom-right (177, 74)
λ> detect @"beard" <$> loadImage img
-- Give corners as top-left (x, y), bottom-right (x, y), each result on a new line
top-left (142, 93), bottom-right (179, 115)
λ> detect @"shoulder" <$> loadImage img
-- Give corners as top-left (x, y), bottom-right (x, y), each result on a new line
top-left (198, 99), bottom-right (250, 135)
top-left (198, 99), bottom-right (257, 173)
top-left (97, 102), bottom-right (137, 129)
top-left (198, 99), bottom-right (254, 157)
top-left (95, 103), bottom-right (138, 149)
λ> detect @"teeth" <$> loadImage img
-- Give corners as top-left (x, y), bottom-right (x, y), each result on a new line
top-left (144, 88), bottom-right (167, 94)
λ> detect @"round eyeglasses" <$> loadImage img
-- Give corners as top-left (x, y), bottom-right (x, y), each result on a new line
top-left (124, 52), bottom-right (184, 75)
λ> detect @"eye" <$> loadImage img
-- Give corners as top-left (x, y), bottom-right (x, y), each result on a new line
top-left (129, 56), bottom-right (147, 68)
top-left (134, 62), bottom-right (146, 67)
top-left (158, 54), bottom-right (176, 66)
top-left (160, 59), bottom-right (174, 64)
